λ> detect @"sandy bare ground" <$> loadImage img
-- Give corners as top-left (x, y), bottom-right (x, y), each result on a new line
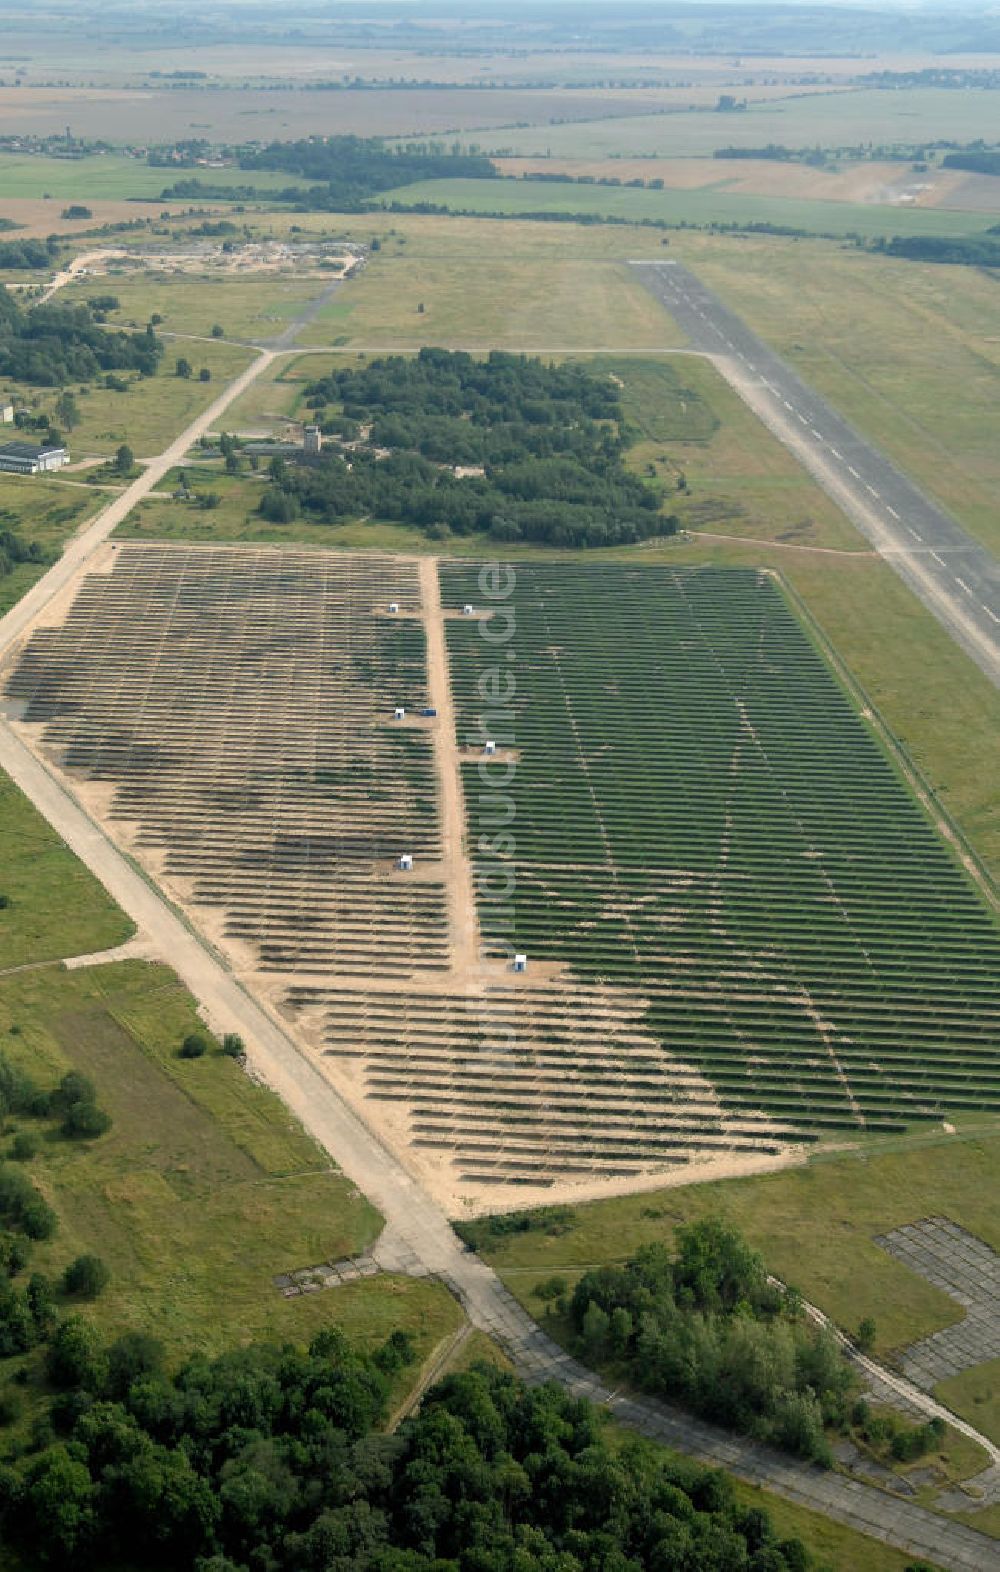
top-left (420, 555), bottom-right (480, 977)
top-left (37, 248), bottom-right (129, 304)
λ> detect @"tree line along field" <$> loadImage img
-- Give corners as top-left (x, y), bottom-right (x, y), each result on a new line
top-left (443, 561), bottom-right (1000, 1145)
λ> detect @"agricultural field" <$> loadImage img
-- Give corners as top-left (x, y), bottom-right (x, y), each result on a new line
top-left (0, 153), bottom-right (295, 203)
top-left (498, 155), bottom-right (998, 212)
top-left (0, 197), bottom-right (214, 240)
top-left (446, 86), bottom-right (1000, 159)
top-left (379, 173), bottom-right (997, 240)
top-left (666, 231), bottom-right (1000, 558)
top-left (0, 84), bottom-right (781, 147)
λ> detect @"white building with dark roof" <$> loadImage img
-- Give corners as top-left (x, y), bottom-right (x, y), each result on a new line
top-left (0, 441), bottom-right (69, 475)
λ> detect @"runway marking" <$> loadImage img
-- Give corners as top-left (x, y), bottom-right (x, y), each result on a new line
top-left (886, 505), bottom-right (900, 519)
top-left (954, 577), bottom-right (973, 595)
top-left (907, 527), bottom-right (922, 541)
top-left (985, 606), bottom-right (1000, 625)
top-left (847, 466), bottom-right (861, 479)
top-left (866, 484), bottom-right (879, 498)
top-left (796, 412), bottom-right (808, 424)
top-left (783, 399), bottom-right (795, 411)
top-left (930, 551), bottom-right (946, 566)
top-left (829, 447), bottom-right (843, 460)
top-left (809, 427), bottom-right (822, 439)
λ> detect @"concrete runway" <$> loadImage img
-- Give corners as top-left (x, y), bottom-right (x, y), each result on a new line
top-left (631, 259), bottom-right (1000, 688)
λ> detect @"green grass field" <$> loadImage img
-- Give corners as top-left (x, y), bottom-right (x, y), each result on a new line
top-left (297, 250), bottom-right (684, 350)
top-left (19, 341), bottom-right (255, 460)
top-left (0, 959), bottom-right (463, 1375)
top-left (600, 355), bottom-right (866, 551)
top-left (937, 1360), bottom-right (1000, 1449)
top-left (59, 271), bottom-right (337, 344)
top-left (671, 231), bottom-right (1000, 558)
top-left (0, 474), bottom-right (103, 616)
top-left (0, 154), bottom-right (295, 202)
top-left (380, 174), bottom-right (996, 240)
top-left (0, 772), bottom-right (132, 967)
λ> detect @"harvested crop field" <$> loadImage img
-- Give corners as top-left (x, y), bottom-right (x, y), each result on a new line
top-left (3, 544), bottom-right (998, 1213)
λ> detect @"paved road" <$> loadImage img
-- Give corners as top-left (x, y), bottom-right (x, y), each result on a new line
top-left (631, 259), bottom-right (1000, 688)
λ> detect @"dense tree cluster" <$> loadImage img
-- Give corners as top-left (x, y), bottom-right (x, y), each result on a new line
top-left (569, 1220), bottom-right (855, 1463)
top-left (941, 149), bottom-right (1000, 175)
top-left (267, 349), bottom-right (673, 548)
top-left (0, 1334), bottom-right (812, 1571)
top-left (239, 135), bottom-right (497, 208)
top-left (0, 290), bottom-right (161, 387)
top-left (0, 528), bottom-right (48, 582)
top-left (0, 239), bottom-right (60, 271)
top-left (876, 231), bottom-right (1000, 266)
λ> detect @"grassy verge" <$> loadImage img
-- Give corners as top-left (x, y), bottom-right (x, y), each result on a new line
top-left (0, 475), bottom-right (104, 616)
top-left (0, 773), bottom-right (132, 968)
top-left (58, 272), bottom-right (337, 344)
top-left (936, 1360), bottom-right (1000, 1449)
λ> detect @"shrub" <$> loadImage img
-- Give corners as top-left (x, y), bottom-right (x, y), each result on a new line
top-left (62, 1255), bottom-right (110, 1300)
top-left (535, 1275), bottom-right (567, 1302)
top-left (46, 1315), bottom-right (106, 1390)
top-left (10, 1132), bottom-right (37, 1162)
top-left (0, 1389), bottom-right (21, 1425)
top-left (179, 1033), bottom-right (208, 1060)
top-left (221, 1033), bottom-right (244, 1058)
top-left (61, 1100), bottom-right (111, 1141)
